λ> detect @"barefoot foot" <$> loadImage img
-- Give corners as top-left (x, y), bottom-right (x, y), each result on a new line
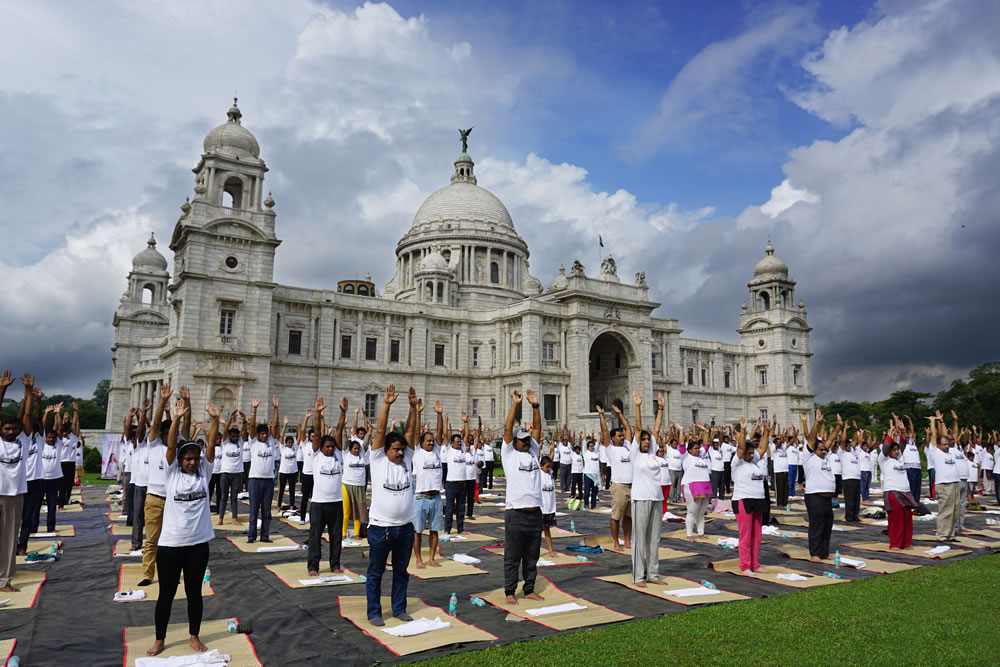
top-left (146, 640), bottom-right (165, 657)
top-left (505, 594), bottom-right (518, 606)
top-left (524, 592), bottom-right (544, 601)
top-left (189, 636), bottom-right (207, 652)
top-left (427, 559), bottom-right (441, 568)
top-left (414, 560), bottom-right (426, 569)
top-left (635, 581), bottom-right (647, 588)
top-left (0, 585), bottom-right (20, 593)
top-left (308, 570), bottom-right (319, 577)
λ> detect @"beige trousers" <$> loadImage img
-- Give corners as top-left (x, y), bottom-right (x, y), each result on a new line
top-left (935, 481), bottom-right (960, 540)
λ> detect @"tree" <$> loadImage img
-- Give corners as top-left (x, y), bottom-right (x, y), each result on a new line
top-left (934, 362), bottom-right (1000, 434)
top-left (92, 379), bottom-right (110, 410)
top-left (872, 390), bottom-right (932, 425)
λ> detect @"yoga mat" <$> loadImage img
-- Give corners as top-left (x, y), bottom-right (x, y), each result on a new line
top-left (122, 618), bottom-right (262, 667)
top-left (30, 525), bottom-right (75, 538)
top-left (723, 523), bottom-right (807, 538)
top-left (105, 512), bottom-right (127, 523)
top-left (774, 516), bottom-right (863, 532)
top-left (468, 515), bottom-right (503, 525)
top-left (476, 576), bottom-right (632, 630)
top-left (583, 535), bottom-right (696, 560)
top-left (912, 535), bottom-right (1000, 549)
top-left (594, 573), bottom-right (751, 605)
top-left (845, 541), bottom-right (970, 559)
top-left (113, 540), bottom-right (141, 557)
top-left (660, 529), bottom-right (716, 544)
top-left (432, 532), bottom-right (496, 544)
top-left (60, 503), bottom-right (84, 513)
top-left (776, 545), bottom-right (918, 573)
top-left (0, 571), bottom-right (46, 610)
top-left (405, 556), bottom-right (487, 579)
top-left (280, 518), bottom-right (311, 530)
top-left (117, 563), bottom-right (214, 602)
top-left (109, 524), bottom-right (132, 536)
top-left (480, 545), bottom-right (596, 567)
top-left (211, 521), bottom-right (254, 532)
top-left (0, 638), bottom-right (14, 665)
top-left (338, 596), bottom-right (498, 656)
top-left (264, 563), bottom-right (362, 588)
top-left (710, 559), bottom-right (841, 588)
top-left (225, 535), bottom-right (303, 553)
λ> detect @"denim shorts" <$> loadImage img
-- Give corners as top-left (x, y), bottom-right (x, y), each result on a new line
top-left (415, 494), bottom-right (444, 533)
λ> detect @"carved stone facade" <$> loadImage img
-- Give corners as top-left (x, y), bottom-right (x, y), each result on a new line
top-left (107, 103), bottom-right (815, 433)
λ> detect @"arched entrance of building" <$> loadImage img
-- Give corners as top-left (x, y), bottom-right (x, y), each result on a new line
top-left (589, 332), bottom-right (633, 424)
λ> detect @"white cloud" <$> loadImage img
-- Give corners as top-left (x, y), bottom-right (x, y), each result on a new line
top-left (758, 179), bottom-right (819, 218)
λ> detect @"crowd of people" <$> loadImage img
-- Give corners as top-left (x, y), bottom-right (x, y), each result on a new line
top-left (3, 367), bottom-right (1000, 656)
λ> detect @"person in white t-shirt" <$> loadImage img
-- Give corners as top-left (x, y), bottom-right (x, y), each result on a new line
top-left (0, 372), bottom-right (32, 592)
top-left (442, 408), bottom-right (469, 535)
top-left (11, 377), bottom-right (41, 560)
top-left (277, 430), bottom-right (299, 510)
top-left (721, 434), bottom-right (736, 496)
top-left (131, 399), bottom-right (152, 552)
top-left (539, 440), bottom-right (559, 557)
top-left (297, 407), bottom-right (315, 519)
top-left (878, 434), bottom-right (915, 549)
top-left (858, 441), bottom-right (872, 501)
top-left (38, 409), bottom-right (63, 534)
top-left (139, 383), bottom-right (182, 587)
top-left (557, 431), bottom-right (573, 494)
top-left (600, 403), bottom-right (633, 551)
top-left (570, 442), bottom-right (584, 500)
top-left (365, 385), bottom-right (418, 627)
top-left (628, 391), bottom-right (664, 587)
top-left (306, 397), bottom-right (348, 577)
top-left (681, 431), bottom-right (712, 537)
top-left (501, 389), bottom-right (544, 606)
top-left (216, 411), bottom-right (245, 526)
top-left (480, 430), bottom-right (496, 490)
top-left (800, 410), bottom-right (839, 561)
top-left (731, 417), bottom-right (771, 575)
top-left (770, 433), bottom-right (790, 507)
top-left (582, 439), bottom-right (602, 510)
top-left (412, 421), bottom-right (444, 569)
top-left (926, 413), bottom-right (961, 541)
top-left (708, 438), bottom-right (725, 500)
top-left (840, 436), bottom-right (863, 522)
top-left (56, 401), bottom-right (81, 508)
top-left (145, 398), bottom-right (217, 658)
top-left (245, 395), bottom-right (279, 544)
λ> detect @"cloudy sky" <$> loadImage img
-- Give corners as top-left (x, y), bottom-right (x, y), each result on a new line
top-left (1, 0), bottom-right (997, 403)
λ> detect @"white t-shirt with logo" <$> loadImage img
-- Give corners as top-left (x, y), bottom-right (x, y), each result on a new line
top-left (732, 452), bottom-right (767, 500)
top-left (60, 433), bottom-right (79, 463)
top-left (145, 439), bottom-right (168, 496)
top-left (312, 449), bottom-right (344, 503)
top-left (583, 448), bottom-right (601, 476)
top-left (413, 445), bottom-right (444, 494)
top-left (463, 445), bottom-right (478, 480)
top-left (248, 437), bottom-right (276, 479)
top-left (301, 440), bottom-right (315, 475)
top-left (708, 447), bottom-right (725, 472)
top-left (770, 443), bottom-right (789, 473)
top-left (502, 438), bottom-right (542, 509)
top-left (0, 435), bottom-right (28, 496)
top-left (681, 447), bottom-right (711, 486)
top-left (571, 451), bottom-right (584, 474)
top-left (25, 433), bottom-right (43, 481)
top-left (803, 448), bottom-right (836, 494)
top-left (629, 439), bottom-right (663, 502)
top-left (278, 444), bottom-right (299, 475)
top-left (604, 443), bottom-right (634, 484)
top-left (926, 446), bottom-right (959, 484)
top-left (219, 439), bottom-right (244, 474)
top-left (445, 446), bottom-right (467, 483)
top-left (541, 469), bottom-right (556, 514)
top-left (132, 440), bottom-right (149, 487)
top-left (343, 448), bottom-right (369, 486)
top-left (41, 439), bottom-right (63, 480)
top-left (841, 449), bottom-right (862, 480)
top-left (369, 446), bottom-right (415, 527)
top-left (878, 452), bottom-right (910, 493)
top-left (158, 457), bottom-right (215, 547)
top-left (666, 443), bottom-right (683, 471)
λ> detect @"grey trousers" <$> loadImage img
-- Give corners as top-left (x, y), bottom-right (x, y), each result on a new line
top-left (1, 494), bottom-right (24, 588)
top-left (631, 499), bottom-right (661, 583)
top-left (957, 480), bottom-right (968, 530)
top-left (131, 485), bottom-right (147, 551)
top-left (669, 469), bottom-right (683, 502)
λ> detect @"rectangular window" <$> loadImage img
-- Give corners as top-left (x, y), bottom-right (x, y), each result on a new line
top-left (472, 346), bottom-right (479, 367)
top-left (491, 398), bottom-right (496, 418)
top-left (471, 399), bottom-right (479, 416)
top-left (651, 353), bottom-right (657, 370)
top-left (687, 368), bottom-right (694, 385)
top-left (491, 345), bottom-right (497, 367)
top-left (793, 367), bottom-right (800, 386)
top-left (542, 342), bottom-right (555, 361)
top-left (513, 343), bottom-right (523, 362)
top-left (364, 393), bottom-right (378, 420)
top-left (760, 409), bottom-right (769, 422)
top-left (219, 309), bottom-right (235, 336)
top-left (340, 335), bottom-right (352, 359)
top-left (760, 370), bottom-right (768, 386)
top-left (434, 344), bottom-right (445, 366)
top-left (544, 394), bottom-right (557, 421)
top-left (365, 337), bottom-right (377, 361)
top-left (724, 371), bottom-right (731, 389)
top-left (701, 368), bottom-right (707, 386)
top-left (287, 330), bottom-right (302, 355)
top-left (691, 409), bottom-right (699, 424)
top-left (390, 339), bottom-right (400, 363)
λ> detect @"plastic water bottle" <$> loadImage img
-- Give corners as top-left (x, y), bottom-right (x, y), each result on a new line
top-left (824, 572), bottom-right (842, 579)
top-left (227, 620), bottom-right (237, 633)
top-left (8, 657), bottom-right (20, 667)
top-left (576, 555), bottom-right (589, 562)
top-left (448, 592), bottom-right (458, 617)
top-left (570, 519), bottom-right (576, 532)
top-left (357, 574), bottom-right (366, 582)
top-left (203, 567), bottom-right (211, 584)
top-left (700, 580), bottom-right (717, 589)
top-left (471, 597), bottom-right (487, 607)
top-left (834, 550), bottom-right (841, 569)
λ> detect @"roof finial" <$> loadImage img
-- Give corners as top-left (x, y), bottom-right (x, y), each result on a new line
top-left (148, 232), bottom-right (156, 247)
top-left (765, 239), bottom-right (774, 255)
top-left (459, 127), bottom-right (473, 153)
top-left (227, 96), bottom-right (242, 124)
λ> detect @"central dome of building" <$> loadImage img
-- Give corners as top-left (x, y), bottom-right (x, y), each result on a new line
top-left (411, 151), bottom-right (514, 229)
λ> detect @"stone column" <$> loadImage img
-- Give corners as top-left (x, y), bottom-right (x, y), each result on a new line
top-left (486, 248), bottom-right (492, 283)
top-left (502, 251), bottom-right (508, 286)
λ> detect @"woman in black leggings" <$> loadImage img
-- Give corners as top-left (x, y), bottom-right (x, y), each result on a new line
top-left (147, 397), bottom-right (218, 657)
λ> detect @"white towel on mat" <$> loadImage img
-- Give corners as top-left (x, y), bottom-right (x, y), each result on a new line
top-left (299, 575), bottom-right (352, 586)
top-left (451, 553), bottom-right (481, 565)
top-left (114, 590), bottom-right (146, 602)
top-left (136, 648), bottom-right (231, 666)
top-left (776, 573), bottom-right (809, 581)
top-left (665, 587), bottom-right (720, 598)
top-left (380, 617), bottom-right (451, 637)
top-left (526, 602), bottom-right (587, 616)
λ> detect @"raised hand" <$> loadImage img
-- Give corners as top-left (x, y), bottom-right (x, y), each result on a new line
top-left (434, 400), bottom-right (443, 414)
top-left (179, 385), bottom-right (190, 400)
top-left (339, 397), bottom-right (349, 413)
top-left (251, 396), bottom-right (261, 409)
top-left (408, 386), bottom-right (418, 407)
top-left (21, 373), bottom-right (34, 388)
top-left (461, 411), bottom-right (469, 423)
top-left (315, 397), bottom-right (327, 414)
top-left (142, 398), bottom-right (151, 413)
top-left (416, 399), bottom-right (425, 413)
top-left (595, 404), bottom-right (604, 415)
top-left (160, 383), bottom-right (172, 401)
top-left (32, 386), bottom-right (42, 399)
top-left (272, 395), bottom-right (279, 408)
top-left (512, 390), bottom-right (522, 404)
top-left (632, 390), bottom-right (642, 406)
top-left (611, 403), bottom-right (623, 415)
top-left (524, 389), bottom-right (539, 407)
top-left (172, 400), bottom-right (189, 420)
top-left (205, 401), bottom-right (220, 418)
top-left (657, 393), bottom-right (664, 410)
top-left (282, 416), bottom-right (289, 427)
top-left (0, 370), bottom-right (13, 388)
top-left (354, 406), bottom-right (360, 416)
top-left (384, 384), bottom-right (398, 405)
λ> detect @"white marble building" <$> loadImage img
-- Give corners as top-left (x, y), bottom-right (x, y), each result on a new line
top-left (107, 101), bottom-right (815, 434)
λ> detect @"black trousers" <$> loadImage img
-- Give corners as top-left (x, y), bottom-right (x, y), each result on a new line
top-left (805, 493), bottom-right (833, 558)
top-left (307, 501), bottom-right (343, 572)
top-left (710, 470), bottom-right (724, 499)
top-left (560, 464), bottom-right (572, 492)
top-left (278, 471), bottom-right (298, 508)
top-left (465, 478), bottom-right (477, 518)
top-left (602, 463), bottom-right (611, 490)
top-left (155, 542), bottom-right (210, 640)
top-left (723, 461), bottom-right (732, 494)
top-left (444, 481), bottom-right (465, 534)
top-left (774, 471), bottom-right (789, 507)
top-left (503, 508), bottom-right (542, 596)
top-left (835, 475), bottom-right (843, 497)
top-left (39, 478), bottom-right (59, 532)
top-left (17, 479), bottom-right (43, 552)
top-left (218, 472), bottom-right (240, 520)
top-left (571, 473), bottom-right (583, 499)
top-left (58, 462), bottom-right (75, 506)
top-left (843, 478), bottom-right (861, 522)
top-left (481, 461), bottom-right (495, 489)
top-left (299, 473), bottom-right (313, 518)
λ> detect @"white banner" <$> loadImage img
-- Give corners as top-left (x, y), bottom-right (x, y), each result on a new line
top-left (102, 434), bottom-right (124, 479)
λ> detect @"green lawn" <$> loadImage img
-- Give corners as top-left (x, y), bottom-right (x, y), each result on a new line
top-left (81, 472), bottom-right (115, 485)
top-left (420, 553), bottom-right (999, 666)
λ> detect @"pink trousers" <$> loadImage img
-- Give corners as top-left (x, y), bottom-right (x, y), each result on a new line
top-left (735, 500), bottom-right (762, 571)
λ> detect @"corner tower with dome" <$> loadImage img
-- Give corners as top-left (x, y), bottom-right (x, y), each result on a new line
top-left (107, 104), bottom-right (814, 431)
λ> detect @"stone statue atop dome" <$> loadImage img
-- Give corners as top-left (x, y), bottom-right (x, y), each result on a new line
top-left (600, 256), bottom-right (618, 280)
top-left (459, 127), bottom-right (473, 153)
top-left (570, 259), bottom-right (585, 275)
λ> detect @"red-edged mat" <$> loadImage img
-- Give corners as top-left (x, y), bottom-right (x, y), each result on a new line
top-left (479, 544), bottom-right (595, 567)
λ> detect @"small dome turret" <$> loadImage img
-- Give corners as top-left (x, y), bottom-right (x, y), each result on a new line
top-left (203, 98), bottom-right (260, 159)
top-left (132, 233), bottom-right (168, 273)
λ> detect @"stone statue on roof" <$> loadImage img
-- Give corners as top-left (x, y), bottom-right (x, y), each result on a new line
top-left (459, 127), bottom-right (473, 153)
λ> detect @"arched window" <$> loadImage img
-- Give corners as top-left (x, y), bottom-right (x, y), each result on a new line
top-left (437, 282), bottom-right (444, 300)
top-left (614, 352), bottom-right (621, 369)
top-left (425, 282), bottom-right (434, 301)
top-left (358, 285), bottom-right (369, 296)
top-left (781, 290), bottom-right (789, 308)
top-left (759, 292), bottom-right (770, 310)
top-left (490, 261), bottom-right (499, 284)
top-left (343, 284), bottom-right (355, 294)
top-left (141, 284), bottom-right (154, 305)
top-left (222, 177), bottom-right (243, 209)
